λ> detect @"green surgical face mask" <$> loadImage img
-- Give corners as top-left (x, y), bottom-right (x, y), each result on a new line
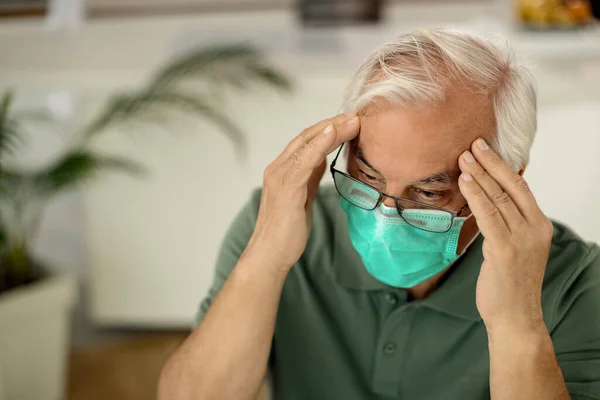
top-left (341, 198), bottom-right (469, 288)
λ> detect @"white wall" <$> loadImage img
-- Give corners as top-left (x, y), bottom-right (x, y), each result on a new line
top-left (1, 3), bottom-right (599, 328)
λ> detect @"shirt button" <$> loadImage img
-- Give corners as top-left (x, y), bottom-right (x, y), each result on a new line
top-left (384, 292), bottom-right (398, 305)
top-left (383, 342), bottom-right (397, 356)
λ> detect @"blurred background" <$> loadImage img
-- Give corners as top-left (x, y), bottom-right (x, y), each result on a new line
top-left (0, 0), bottom-right (599, 399)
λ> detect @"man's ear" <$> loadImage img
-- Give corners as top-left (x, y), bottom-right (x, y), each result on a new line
top-left (518, 166), bottom-right (526, 176)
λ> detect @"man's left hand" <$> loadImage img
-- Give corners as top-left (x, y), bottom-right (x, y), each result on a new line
top-left (458, 138), bottom-right (553, 334)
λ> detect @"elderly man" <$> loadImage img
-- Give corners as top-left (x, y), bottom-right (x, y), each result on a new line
top-left (158, 29), bottom-right (600, 400)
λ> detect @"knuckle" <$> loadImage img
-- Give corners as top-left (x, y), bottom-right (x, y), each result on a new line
top-left (472, 169), bottom-right (487, 181)
top-left (491, 191), bottom-right (511, 205)
top-left (292, 136), bottom-right (308, 151)
top-left (513, 176), bottom-right (530, 192)
top-left (482, 240), bottom-right (495, 258)
top-left (471, 166), bottom-right (487, 179)
top-left (292, 151), bottom-right (304, 166)
top-left (306, 139), bottom-right (320, 152)
top-left (541, 219), bottom-right (554, 238)
top-left (482, 240), bottom-right (490, 253)
top-left (263, 162), bottom-right (276, 180)
top-left (484, 205), bottom-right (500, 219)
top-left (299, 128), bottom-right (310, 139)
top-left (489, 153), bottom-right (504, 166)
top-left (469, 183), bottom-right (485, 197)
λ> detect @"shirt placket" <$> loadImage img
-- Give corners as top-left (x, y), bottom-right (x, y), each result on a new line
top-left (372, 300), bottom-right (416, 397)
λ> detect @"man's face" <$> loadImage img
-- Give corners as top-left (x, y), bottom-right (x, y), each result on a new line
top-left (347, 87), bottom-right (496, 248)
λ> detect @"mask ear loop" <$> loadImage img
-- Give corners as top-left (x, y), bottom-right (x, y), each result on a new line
top-left (456, 203), bottom-right (470, 217)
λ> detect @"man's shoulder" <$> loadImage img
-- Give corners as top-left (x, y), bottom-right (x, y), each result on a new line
top-left (308, 184), bottom-right (344, 241)
top-left (314, 184), bottom-right (342, 211)
top-left (547, 220), bottom-right (599, 272)
top-left (544, 220), bottom-right (600, 329)
top-left (298, 185), bottom-right (345, 274)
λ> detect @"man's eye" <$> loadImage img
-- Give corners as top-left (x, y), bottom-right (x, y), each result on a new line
top-left (359, 169), bottom-right (381, 182)
top-left (414, 188), bottom-right (443, 200)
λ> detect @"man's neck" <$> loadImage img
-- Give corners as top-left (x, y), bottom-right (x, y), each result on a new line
top-left (406, 266), bottom-right (451, 301)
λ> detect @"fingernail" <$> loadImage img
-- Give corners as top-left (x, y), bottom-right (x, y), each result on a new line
top-left (346, 116), bottom-right (358, 125)
top-left (343, 111), bottom-right (356, 118)
top-left (476, 138), bottom-right (489, 151)
top-left (323, 123), bottom-right (333, 134)
top-left (463, 151), bottom-right (475, 163)
top-left (461, 173), bottom-right (473, 182)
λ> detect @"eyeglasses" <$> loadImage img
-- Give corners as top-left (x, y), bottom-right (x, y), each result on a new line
top-left (330, 143), bottom-right (469, 233)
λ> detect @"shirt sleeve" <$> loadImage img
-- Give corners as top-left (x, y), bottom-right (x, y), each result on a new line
top-left (551, 245), bottom-right (600, 400)
top-left (193, 188), bottom-right (262, 327)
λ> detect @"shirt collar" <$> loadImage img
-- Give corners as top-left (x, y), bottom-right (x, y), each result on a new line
top-left (419, 234), bottom-right (483, 321)
top-left (332, 200), bottom-right (483, 321)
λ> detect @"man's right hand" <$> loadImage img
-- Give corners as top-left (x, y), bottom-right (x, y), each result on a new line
top-left (158, 113), bottom-right (359, 400)
top-left (244, 113), bottom-right (360, 272)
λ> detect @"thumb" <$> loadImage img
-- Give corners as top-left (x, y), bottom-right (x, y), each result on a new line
top-left (306, 160), bottom-right (327, 208)
top-left (305, 161), bottom-right (326, 232)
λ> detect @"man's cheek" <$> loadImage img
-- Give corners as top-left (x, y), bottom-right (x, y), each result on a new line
top-left (346, 159), bottom-right (358, 177)
top-left (457, 216), bottom-right (479, 254)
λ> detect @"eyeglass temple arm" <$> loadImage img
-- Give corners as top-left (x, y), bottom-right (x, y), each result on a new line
top-left (456, 203), bottom-right (470, 217)
top-left (330, 143), bottom-right (345, 169)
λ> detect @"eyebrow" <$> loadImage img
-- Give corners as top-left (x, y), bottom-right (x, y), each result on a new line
top-left (416, 171), bottom-right (460, 186)
top-left (355, 145), bottom-right (459, 186)
top-left (354, 147), bottom-right (382, 174)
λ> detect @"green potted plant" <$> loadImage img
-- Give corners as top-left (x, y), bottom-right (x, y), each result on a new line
top-left (0, 43), bottom-right (291, 400)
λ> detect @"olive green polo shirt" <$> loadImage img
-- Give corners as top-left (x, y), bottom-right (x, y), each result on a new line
top-left (195, 185), bottom-right (600, 400)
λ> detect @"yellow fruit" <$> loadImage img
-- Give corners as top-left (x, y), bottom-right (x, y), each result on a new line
top-left (553, 7), bottom-right (577, 25)
top-left (565, 0), bottom-right (592, 22)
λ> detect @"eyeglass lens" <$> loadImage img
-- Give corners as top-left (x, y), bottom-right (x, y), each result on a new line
top-left (333, 170), bottom-right (454, 232)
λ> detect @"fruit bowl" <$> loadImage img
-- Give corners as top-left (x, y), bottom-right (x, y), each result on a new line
top-left (517, 0), bottom-right (594, 29)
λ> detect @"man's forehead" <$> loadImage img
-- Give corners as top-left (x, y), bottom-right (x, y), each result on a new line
top-left (355, 105), bottom-right (493, 183)
top-left (354, 141), bottom-right (462, 185)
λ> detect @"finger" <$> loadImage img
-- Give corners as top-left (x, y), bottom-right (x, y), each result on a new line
top-left (284, 123), bottom-right (338, 188)
top-left (326, 114), bottom-right (360, 154)
top-left (459, 150), bottom-right (525, 231)
top-left (459, 172), bottom-right (510, 242)
top-left (471, 138), bottom-right (541, 220)
top-left (280, 113), bottom-right (357, 161)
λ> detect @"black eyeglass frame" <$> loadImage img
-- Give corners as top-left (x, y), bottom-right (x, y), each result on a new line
top-left (329, 143), bottom-right (469, 233)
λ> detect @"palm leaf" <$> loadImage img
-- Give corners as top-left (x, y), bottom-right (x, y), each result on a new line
top-left (0, 119), bottom-right (23, 159)
top-left (82, 43), bottom-right (292, 161)
top-left (192, 59), bottom-right (293, 96)
top-left (150, 43), bottom-right (262, 90)
top-left (0, 91), bottom-right (19, 161)
top-left (152, 44), bottom-right (293, 94)
top-left (31, 151), bottom-right (144, 197)
top-left (0, 94), bottom-right (59, 165)
top-left (0, 169), bottom-right (25, 200)
top-left (83, 94), bottom-right (142, 136)
top-left (243, 61), bottom-right (293, 92)
top-left (84, 91), bottom-right (247, 157)
top-left (141, 92), bottom-right (247, 155)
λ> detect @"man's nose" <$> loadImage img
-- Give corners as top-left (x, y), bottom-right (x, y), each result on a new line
top-left (382, 196), bottom-right (397, 208)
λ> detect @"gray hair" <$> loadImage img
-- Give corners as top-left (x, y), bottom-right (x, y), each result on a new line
top-left (341, 28), bottom-right (538, 170)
